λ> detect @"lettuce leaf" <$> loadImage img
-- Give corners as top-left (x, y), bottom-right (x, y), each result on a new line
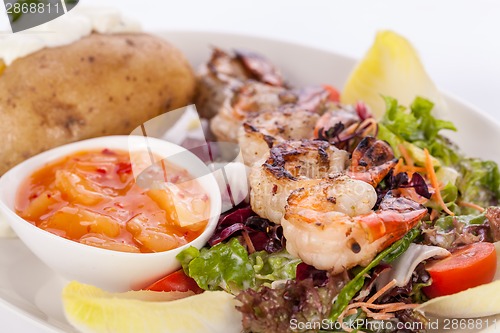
top-left (177, 238), bottom-right (255, 293)
top-left (435, 212), bottom-right (487, 230)
top-left (250, 250), bottom-right (301, 286)
top-left (379, 96), bottom-right (458, 166)
top-left (378, 123), bottom-right (440, 167)
top-left (424, 212), bottom-right (492, 249)
top-left (177, 239), bottom-right (301, 294)
top-left (457, 158), bottom-right (500, 214)
top-left (236, 275), bottom-right (346, 333)
top-left (381, 96), bottom-right (456, 144)
top-left (382, 96), bottom-right (421, 141)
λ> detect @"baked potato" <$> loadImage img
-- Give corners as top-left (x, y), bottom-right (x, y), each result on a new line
top-left (0, 33), bottom-right (196, 175)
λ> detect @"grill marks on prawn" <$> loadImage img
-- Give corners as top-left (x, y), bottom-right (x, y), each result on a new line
top-left (264, 141), bottom-right (334, 180)
top-left (238, 107), bottom-right (320, 166)
top-left (249, 140), bottom-right (348, 225)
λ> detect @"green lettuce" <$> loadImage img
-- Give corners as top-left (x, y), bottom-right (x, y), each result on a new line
top-left (381, 96), bottom-right (456, 144)
top-left (435, 212), bottom-right (487, 230)
top-left (250, 250), bottom-right (301, 286)
top-left (378, 124), bottom-right (441, 167)
top-left (378, 96), bottom-right (458, 165)
top-left (177, 239), bottom-right (301, 294)
top-left (177, 238), bottom-right (255, 293)
top-left (456, 158), bottom-right (500, 214)
top-left (425, 211), bottom-right (490, 249)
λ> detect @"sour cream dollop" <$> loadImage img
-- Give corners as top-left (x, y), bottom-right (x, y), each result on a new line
top-left (0, 6), bottom-right (141, 65)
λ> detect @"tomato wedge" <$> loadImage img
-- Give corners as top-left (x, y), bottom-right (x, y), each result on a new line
top-left (323, 84), bottom-right (341, 103)
top-left (145, 269), bottom-right (203, 294)
top-left (423, 242), bottom-right (497, 299)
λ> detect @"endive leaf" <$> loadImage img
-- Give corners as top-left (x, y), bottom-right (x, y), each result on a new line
top-left (62, 281), bottom-right (243, 333)
top-left (342, 30), bottom-right (446, 119)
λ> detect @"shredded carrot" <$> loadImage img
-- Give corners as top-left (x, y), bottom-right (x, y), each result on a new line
top-left (399, 166), bottom-right (427, 173)
top-left (398, 144), bottom-right (414, 167)
top-left (345, 301), bottom-right (417, 316)
top-left (393, 145), bottom-right (427, 176)
top-left (424, 148), bottom-right (455, 216)
top-left (242, 231), bottom-right (255, 254)
top-left (348, 302), bottom-right (401, 311)
top-left (361, 307), bottom-right (394, 320)
top-left (394, 158), bottom-right (404, 174)
top-left (381, 303), bottom-right (419, 313)
top-left (345, 309), bottom-right (358, 317)
top-left (367, 279), bottom-right (397, 304)
top-left (336, 306), bottom-right (351, 326)
top-left (336, 279), bottom-right (420, 324)
top-left (458, 201), bottom-right (485, 212)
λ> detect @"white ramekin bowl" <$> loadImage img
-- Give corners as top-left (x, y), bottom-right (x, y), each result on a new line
top-left (0, 136), bottom-right (221, 292)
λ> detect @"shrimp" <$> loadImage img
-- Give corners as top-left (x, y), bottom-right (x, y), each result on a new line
top-left (348, 137), bottom-right (397, 187)
top-left (195, 48), bottom-right (284, 119)
top-left (238, 106), bottom-right (319, 166)
top-left (210, 82), bottom-right (289, 142)
top-left (210, 84), bottom-right (332, 142)
top-left (282, 181), bottom-right (427, 273)
top-left (197, 48), bottom-right (336, 142)
top-left (249, 140), bottom-right (348, 224)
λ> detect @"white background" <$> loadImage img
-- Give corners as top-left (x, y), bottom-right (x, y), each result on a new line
top-left (1, 0), bottom-right (500, 331)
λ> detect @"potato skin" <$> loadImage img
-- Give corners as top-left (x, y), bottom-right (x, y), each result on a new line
top-left (0, 33), bottom-right (195, 175)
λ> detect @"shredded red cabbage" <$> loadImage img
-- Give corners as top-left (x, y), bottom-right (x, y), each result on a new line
top-left (376, 170), bottom-right (432, 208)
top-left (208, 205), bottom-right (284, 253)
top-left (295, 263), bottom-right (328, 287)
top-left (392, 172), bottom-right (432, 199)
top-left (355, 101), bottom-right (373, 121)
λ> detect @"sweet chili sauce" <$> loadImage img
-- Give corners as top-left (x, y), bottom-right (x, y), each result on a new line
top-left (15, 149), bottom-right (210, 253)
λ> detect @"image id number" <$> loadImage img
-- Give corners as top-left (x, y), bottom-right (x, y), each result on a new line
top-left (443, 318), bottom-right (497, 331)
top-left (6, 2), bottom-right (61, 15)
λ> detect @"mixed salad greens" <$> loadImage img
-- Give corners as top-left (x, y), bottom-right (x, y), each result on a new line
top-left (174, 96), bottom-right (500, 333)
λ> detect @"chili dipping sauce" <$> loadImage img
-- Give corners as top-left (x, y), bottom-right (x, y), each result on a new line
top-left (15, 149), bottom-right (210, 253)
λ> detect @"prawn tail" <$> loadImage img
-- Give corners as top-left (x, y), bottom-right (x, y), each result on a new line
top-left (356, 204), bottom-right (427, 247)
top-left (348, 158), bottom-right (397, 187)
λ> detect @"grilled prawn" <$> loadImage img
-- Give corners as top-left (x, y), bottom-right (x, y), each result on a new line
top-left (196, 48), bottom-right (333, 142)
top-left (195, 48), bottom-right (284, 119)
top-left (238, 106), bottom-right (319, 166)
top-left (210, 82), bottom-right (290, 142)
top-left (249, 140), bottom-right (348, 224)
top-left (210, 84), bottom-right (331, 142)
top-left (348, 136), bottom-right (397, 187)
top-left (282, 182), bottom-right (427, 273)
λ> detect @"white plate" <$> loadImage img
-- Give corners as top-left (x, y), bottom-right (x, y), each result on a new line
top-left (1, 31), bottom-right (499, 333)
